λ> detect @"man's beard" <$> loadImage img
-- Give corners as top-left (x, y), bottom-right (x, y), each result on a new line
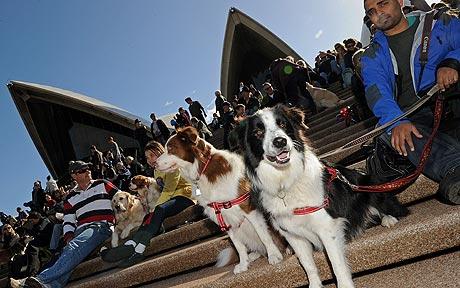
top-left (375, 13), bottom-right (402, 31)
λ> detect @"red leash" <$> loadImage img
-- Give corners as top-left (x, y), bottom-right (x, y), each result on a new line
top-left (292, 96), bottom-right (444, 215)
top-left (207, 192), bottom-right (251, 232)
top-left (329, 96), bottom-right (444, 193)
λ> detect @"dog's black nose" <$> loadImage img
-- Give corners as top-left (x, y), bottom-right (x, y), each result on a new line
top-left (273, 137), bottom-right (287, 148)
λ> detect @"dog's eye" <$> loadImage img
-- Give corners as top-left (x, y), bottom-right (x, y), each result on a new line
top-left (254, 129), bottom-right (264, 139)
top-left (277, 119), bottom-right (287, 129)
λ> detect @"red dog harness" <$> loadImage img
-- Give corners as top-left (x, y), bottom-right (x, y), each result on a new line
top-left (207, 192), bottom-right (250, 232)
top-left (291, 166), bottom-right (335, 215)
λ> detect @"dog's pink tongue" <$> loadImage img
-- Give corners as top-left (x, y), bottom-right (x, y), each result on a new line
top-left (276, 151), bottom-right (289, 161)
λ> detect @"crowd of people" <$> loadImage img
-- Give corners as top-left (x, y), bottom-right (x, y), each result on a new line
top-left (1, 0), bottom-right (459, 287)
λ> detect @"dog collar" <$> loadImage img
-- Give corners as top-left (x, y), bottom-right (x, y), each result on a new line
top-left (292, 197), bottom-right (330, 215)
top-left (207, 192), bottom-right (250, 232)
top-left (195, 155), bottom-right (212, 181)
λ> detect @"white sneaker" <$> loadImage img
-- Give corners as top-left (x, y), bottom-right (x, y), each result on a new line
top-left (10, 277), bottom-right (27, 288)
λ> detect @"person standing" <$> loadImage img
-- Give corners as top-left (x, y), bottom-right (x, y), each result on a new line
top-left (149, 113), bottom-right (171, 145)
top-left (185, 97), bottom-right (208, 125)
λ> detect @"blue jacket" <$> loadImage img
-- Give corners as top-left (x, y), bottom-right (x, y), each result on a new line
top-left (361, 11), bottom-right (460, 130)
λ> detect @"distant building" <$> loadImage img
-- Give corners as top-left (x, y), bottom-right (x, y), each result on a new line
top-left (221, 7), bottom-right (304, 98)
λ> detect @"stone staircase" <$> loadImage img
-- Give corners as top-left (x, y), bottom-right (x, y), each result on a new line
top-left (2, 82), bottom-right (459, 287)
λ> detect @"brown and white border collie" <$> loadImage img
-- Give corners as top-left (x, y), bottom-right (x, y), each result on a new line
top-left (238, 105), bottom-right (408, 288)
top-left (155, 127), bottom-right (284, 274)
top-left (129, 175), bottom-right (161, 212)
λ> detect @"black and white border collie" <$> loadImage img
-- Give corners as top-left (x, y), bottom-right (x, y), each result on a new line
top-left (238, 105), bottom-right (408, 288)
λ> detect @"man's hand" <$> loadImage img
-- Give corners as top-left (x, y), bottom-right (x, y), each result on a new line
top-left (391, 122), bottom-right (423, 156)
top-left (437, 67), bottom-right (459, 91)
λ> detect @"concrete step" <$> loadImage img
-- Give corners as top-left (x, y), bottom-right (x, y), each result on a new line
top-left (308, 97), bottom-right (355, 125)
top-left (133, 199), bottom-right (460, 288)
top-left (315, 127), bottom-right (374, 156)
top-left (69, 235), bottom-right (231, 288)
top-left (325, 249), bottom-right (460, 288)
top-left (69, 218), bottom-right (221, 283)
top-left (310, 117), bottom-right (377, 145)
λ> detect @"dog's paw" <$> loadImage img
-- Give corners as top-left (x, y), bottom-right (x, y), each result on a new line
top-left (308, 282), bottom-right (324, 288)
top-left (120, 230), bottom-right (130, 239)
top-left (381, 215), bottom-right (398, 228)
top-left (233, 262), bottom-right (248, 274)
top-left (111, 240), bottom-right (118, 247)
top-left (285, 246), bottom-right (293, 256)
top-left (267, 250), bottom-right (283, 265)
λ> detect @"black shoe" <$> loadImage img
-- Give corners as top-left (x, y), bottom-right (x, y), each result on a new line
top-left (117, 252), bottom-right (146, 268)
top-left (437, 168), bottom-right (460, 205)
top-left (100, 245), bottom-right (135, 263)
top-left (24, 277), bottom-right (45, 288)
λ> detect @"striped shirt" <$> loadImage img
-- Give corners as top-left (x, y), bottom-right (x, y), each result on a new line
top-left (63, 179), bottom-right (117, 237)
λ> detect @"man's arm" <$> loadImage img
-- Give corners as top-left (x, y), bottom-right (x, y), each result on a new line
top-left (361, 46), bottom-right (422, 156)
top-left (361, 48), bottom-right (406, 128)
top-left (436, 15), bottom-right (460, 91)
top-left (198, 102), bottom-right (207, 117)
top-left (62, 198), bottom-right (77, 244)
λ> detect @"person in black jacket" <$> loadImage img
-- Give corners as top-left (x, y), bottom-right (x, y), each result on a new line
top-left (134, 119), bottom-right (151, 163)
top-left (270, 57), bottom-right (317, 115)
top-left (185, 97), bottom-right (207, 126)
top-left (261, 82), bottom-right (285, 108)
top-left (20, 212), bottom-right (54, 277)
top-left (150, 113), bottom-right (171, 145)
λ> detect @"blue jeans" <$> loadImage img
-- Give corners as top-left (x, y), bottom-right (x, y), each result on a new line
top-left (380, 107), bottom-right (460, 182)
top-left (36, 222), bottom-right (112, 288)
top-left (49, 224), bottom-right (63, 251)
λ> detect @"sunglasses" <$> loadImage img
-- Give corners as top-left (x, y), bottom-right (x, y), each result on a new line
top-left (75, 168), bottom-right (90, 174)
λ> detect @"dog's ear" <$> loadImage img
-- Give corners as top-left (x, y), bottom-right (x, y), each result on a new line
top-left (128, 194), bottom-right (134, 209)
top-left (228, 119), bottom-right (248, 153)
top-left (276, 104), bottom-right (309, 129)
top-left (178, 127), bottom-right (199, 145)
top-left (276, 104), bottom-right (310, 143)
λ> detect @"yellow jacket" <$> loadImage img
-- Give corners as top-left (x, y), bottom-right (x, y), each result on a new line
top-left (154, 169), bottom-right (194, 206)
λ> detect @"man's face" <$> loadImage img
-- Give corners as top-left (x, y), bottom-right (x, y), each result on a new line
top-left (263, 84), bottom-right (273, 95)
top-left (71, 167), bottom-right (92, 185)
top-left (215, 91), bottom-right (221, 97)
top-left (365, 0), bottom-right (403, 31)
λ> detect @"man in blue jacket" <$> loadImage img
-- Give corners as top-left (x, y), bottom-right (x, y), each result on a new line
top-left (362, 0), bottom-right (460, 204)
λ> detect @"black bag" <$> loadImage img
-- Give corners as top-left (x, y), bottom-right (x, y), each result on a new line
top-left (366, 138), bottom-right (416, 182)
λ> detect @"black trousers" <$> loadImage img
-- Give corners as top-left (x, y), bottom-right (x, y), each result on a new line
top-left (133, 196), bottom-right (195, 246)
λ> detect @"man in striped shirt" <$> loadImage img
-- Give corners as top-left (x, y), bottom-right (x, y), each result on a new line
top-left (11, 160), bottom-right (117, 288)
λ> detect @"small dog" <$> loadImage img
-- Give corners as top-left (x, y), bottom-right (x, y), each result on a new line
top-left (111, 191), bottom-right (147, 247)
top-left (129, 175), bottom-right (161, 212)
top-left (306, 82), bottom-right (343, 109)
top-left (239, 105), bottom-right (408, 288)
top-left (155, 127), bottom-right (284, 274)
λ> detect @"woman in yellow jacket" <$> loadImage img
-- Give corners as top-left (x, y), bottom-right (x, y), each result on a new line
top-left (102, 141), bottom-right (195, 267)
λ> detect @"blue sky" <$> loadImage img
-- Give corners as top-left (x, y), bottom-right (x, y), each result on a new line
top-left (0, 0), bottom-right (436, 215)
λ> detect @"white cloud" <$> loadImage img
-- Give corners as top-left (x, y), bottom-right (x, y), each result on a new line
top-left (315, 29), bottom-right (323, 39)
top-left (205, 104), bottom-right (216, 123)
top-left (164, 101), bottom-right (173, 107)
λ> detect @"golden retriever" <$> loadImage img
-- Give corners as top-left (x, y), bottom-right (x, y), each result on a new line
top-left (111, 191), bottom-right (147, 247)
